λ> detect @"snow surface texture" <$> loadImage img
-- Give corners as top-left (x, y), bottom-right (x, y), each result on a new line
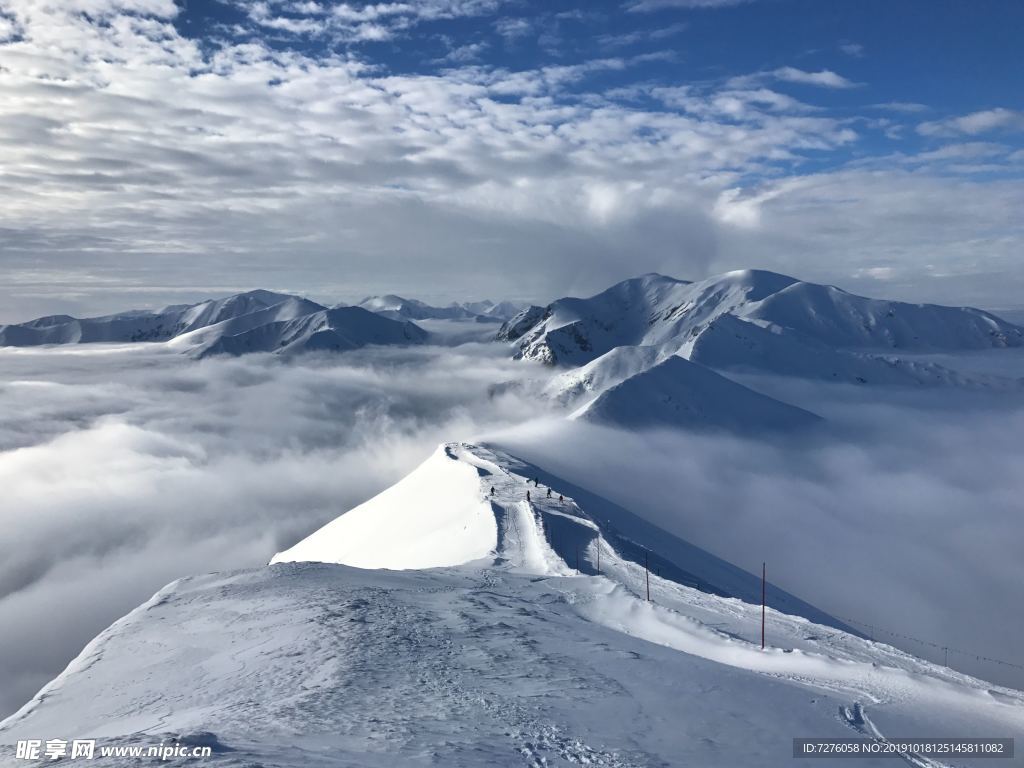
top-left (503, 270), bottom-right (1024, 385)
top-left (5, 442), bottom-right (1021, 767)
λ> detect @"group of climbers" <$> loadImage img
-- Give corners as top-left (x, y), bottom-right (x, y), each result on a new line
top-left (488, 478), bottom-right (564, 504)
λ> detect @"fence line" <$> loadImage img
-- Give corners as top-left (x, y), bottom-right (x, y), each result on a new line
top-left (829, 613), bottom-right (1024, 672)
top-left (621, 544), bottom-right (1023, 676)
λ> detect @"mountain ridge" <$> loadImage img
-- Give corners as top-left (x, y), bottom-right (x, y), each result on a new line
top-left (4, 442), bottom-right (1021, 767)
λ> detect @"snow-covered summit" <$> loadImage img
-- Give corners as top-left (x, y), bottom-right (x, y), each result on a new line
top-left (188, 307), bottom-right (427, 358)
top-left (505, 270), bottom-right (1024, 367)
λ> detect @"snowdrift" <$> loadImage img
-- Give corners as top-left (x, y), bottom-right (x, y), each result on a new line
top-left (271, 446), bottom-right (497, 569)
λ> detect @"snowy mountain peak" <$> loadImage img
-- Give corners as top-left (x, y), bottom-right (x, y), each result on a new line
top-left (273, 441), bottom-right (834, 625)
top-left (506, 269), bottom-right (1024, 368)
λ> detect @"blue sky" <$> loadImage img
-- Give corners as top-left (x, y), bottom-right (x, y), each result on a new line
top-left (0, 0), bottom-right (1022, 318)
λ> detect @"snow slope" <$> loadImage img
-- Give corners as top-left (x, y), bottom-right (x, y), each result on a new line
top-left (546, 345), bottom-right (671, 404)
top-left (0, 290), bottom-right (308, 347)
top-left (571, 355), bottom-right (822, 432)
top-left (0, 293), bottom-right (428, 358)
top-left (189, 307), bottom-right (427, 358)
top-left (505, 270), bottom-right (1024, 367)
top-left (683, 314), bottom-right (1018, 388)
top-left (3, 442), bottom-right (1022, 767)
top-left (164, 296), bottom-right (327, 351)
top-left (272, 446), bottom-right (497, 569)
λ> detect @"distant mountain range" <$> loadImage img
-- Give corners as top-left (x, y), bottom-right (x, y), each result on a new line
top-left (499, 270), bottom-right (1022, 366)
top-left (2, 270), bottom-right (1021, 433)
top-left (356, 295), bottom-right (525, 323)
top-left (0, 290), bottom-right (520, 357)
top-left (498, 269), bottom-right (1024, 432)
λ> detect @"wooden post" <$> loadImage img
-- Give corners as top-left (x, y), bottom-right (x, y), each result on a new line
top-left (761, 561), bottom-right (766, 651)
top-left (645, 551), bottom-right (650, 602)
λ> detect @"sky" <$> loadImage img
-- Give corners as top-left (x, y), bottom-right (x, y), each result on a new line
top-left (0, 0), bottom-right (1022, 318)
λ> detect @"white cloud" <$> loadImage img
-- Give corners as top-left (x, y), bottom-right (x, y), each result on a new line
top-left (502, 390), bottom-right (1024, 693)
top-left (0, 0), bottom-right (1020, 316)
top-left (436, 40), bottom-right (489, 63)
top-left (0, 342), bottom-right (554, 717)
top-left (918, 108), bottom-right (1024, 137)
top-left (493, 16), bottom-right (532, 41)
top-left (772, 66), bottom-right (858, 89)
top-left (625, 0), bottom-right (753, 11)
top-left (871, 101), bottom-right (929, 114)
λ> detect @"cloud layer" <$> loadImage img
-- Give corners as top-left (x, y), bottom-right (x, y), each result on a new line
top-left (3, 341), bottom-right (1024, 717)
top-left (500, 365), bottom-right (1024, 692)
top-left (0, 341), bottom-right (553, 717)
top-left (0, 0), bottom-right (1022, 320)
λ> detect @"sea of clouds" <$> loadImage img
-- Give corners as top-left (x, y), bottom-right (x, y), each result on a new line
top-left (2, 338), bottom-right (1024, 717)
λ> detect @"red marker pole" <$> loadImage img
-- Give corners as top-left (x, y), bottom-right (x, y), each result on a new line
top-left (761, 561), bottom-right (766, 651)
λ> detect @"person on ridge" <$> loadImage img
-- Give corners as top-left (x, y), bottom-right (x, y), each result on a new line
top-left (526, 490), bottom-right (531, 503)
top-left (546, 488), bottom-right (552, 498)
top-left (490, 486), bottom-right (495, 496)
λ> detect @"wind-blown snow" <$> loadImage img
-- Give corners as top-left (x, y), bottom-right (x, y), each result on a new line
top-left (271, 446), bottom-right (497, 569)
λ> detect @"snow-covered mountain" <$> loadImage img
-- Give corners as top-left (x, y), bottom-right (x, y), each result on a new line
top-left (683, 313), bottom-right (1018, 388)
top-left (571, 354), bottom-right (822, 432)
top-left (186, 307), bottom-right (427, 358)
top-left (0, 292), bottom-right (428, 357)
top-left (503, 270), bottom-right (1024, 367)
top-left (4, 443), bottom-right (1021, 767)
top-left (0, 290), bottom-right (303, 346)
top-left (358, 295), bottom-right (526, 323)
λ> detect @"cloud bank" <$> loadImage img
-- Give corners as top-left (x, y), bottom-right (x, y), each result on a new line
top-left (3, 341), bottom-right (1024, 717)
top-left (0, 0), bottom-right (1022, 320)
top-left (0, 341), bottom-right (554, 717)
top-left (499, 359), bottom-right (1024, 692)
